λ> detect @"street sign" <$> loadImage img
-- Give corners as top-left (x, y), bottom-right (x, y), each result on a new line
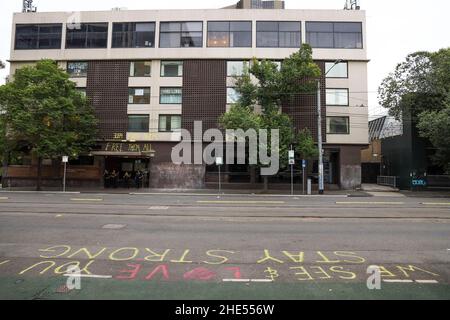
top-left (216, 157), bottom-right (223, 166)
top-left (289, 159), bottom-right (295, 165)
top-left (62, 156), bottom-right (69, 163)
top-left (302, 160), bottom-right (307, 168)
top-left (288, 150), bottom-right (295, 160)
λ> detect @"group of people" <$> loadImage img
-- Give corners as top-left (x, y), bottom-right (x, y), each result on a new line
top-left (103, 170), bottom-right (146, 189)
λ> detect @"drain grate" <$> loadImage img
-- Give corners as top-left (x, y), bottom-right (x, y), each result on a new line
top-left (102, 224), bottom-right (126, 230)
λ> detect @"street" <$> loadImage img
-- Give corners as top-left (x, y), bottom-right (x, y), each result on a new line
top-left (0, 191), bottom-right (449, 299)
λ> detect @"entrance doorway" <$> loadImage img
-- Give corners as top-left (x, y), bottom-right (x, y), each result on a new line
top-left (104, 157), bottom-right (150, 188)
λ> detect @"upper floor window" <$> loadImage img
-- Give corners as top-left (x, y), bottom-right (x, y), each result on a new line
top-left (130, 61), bottom-right (151, 77)
top-left (161, 61), bottom-right (183, 77)
top-left (326, 88), bottom-right (349, 106)
top-left (256, 21), bottom-right (301, 48)
top-left (129, 88), bottom-right (151, 104)
top-left (128, 115), bottom-right (149, 133)
top-left (66, 23), bottom-right (108, 49)
top-left (160, 87), bottom-right (182, 104)
top-left (112, 22), bottom-right (155, 48)
top-left (327, 117), bottom-right (349, 134)
top-left (207, 21), bottom-right (252, 48)
top-left (67, 61), bottom-right (88, 77)
top-left (15, 24), bottom-right (62, 50)
top-left (325, 62), bottom-right (348, 78)
top-left (306, 22), bottom-right (362, 49)
top-left (159, 115), bottom-right (182, 132)
top-left (227, 88), bottom-right (241, 104)
top-left (160, 22), bottom-right (203, 48)
top-left (227, 61), bottom-right (249, 77)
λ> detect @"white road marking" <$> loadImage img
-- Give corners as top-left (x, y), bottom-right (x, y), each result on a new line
top-left (421, 203), bottom-right (450, 206)
top-left (336, 201), bottom-right (405, 205)
top-left (70, 198), bottom-right (103, 202)
top-left (222, 279), bottom-right (273, 283)
top-left (0, 197), bottom-right (9, 200)
top-left (415, 280), bottom-right (438, 284)
top-left (148, 206), bottom-right (169, 210)
top-left (383, 279), bottom-right (414, 283)
top-left (63, 274), bottom-right (112, 279)
top-left (198, 200), bottom-right (285, 204)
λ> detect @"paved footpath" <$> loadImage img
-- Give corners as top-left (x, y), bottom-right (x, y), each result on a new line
top-left (0, 191), bottom-right (449, 299)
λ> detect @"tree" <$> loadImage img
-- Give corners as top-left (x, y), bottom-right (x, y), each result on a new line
top-left (0, 59), bottom-right (98, 191)
top-left (417, 102), bottom-right (450, 173)
top-left (378, 48), bottom-right (450, 171)
top-left (296, 128), bottom-right (318, 161)
top-left (219, 44), bottom-right (321, 190)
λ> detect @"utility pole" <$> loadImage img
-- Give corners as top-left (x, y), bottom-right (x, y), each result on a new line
top-left (317, 59), bottom-right (342, 195)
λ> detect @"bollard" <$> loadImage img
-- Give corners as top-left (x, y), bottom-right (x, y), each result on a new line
top-left (307, 179), bottom-right (312, 195)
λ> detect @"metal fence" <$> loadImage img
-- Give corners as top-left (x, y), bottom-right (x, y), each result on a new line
top-left (377, 176), bottom-right (399, 188)
top-left (426, 175), bottom-right (450, 188)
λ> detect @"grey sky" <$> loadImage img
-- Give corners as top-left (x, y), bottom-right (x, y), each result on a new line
top-left (1, 0), bottom-right (449, 119)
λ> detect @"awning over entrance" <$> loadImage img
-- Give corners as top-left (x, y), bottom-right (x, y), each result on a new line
top-left (90, 142), bottom-right (156, 158)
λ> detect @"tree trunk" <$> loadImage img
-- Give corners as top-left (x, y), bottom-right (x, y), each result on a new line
top-left (263, 176), bottom-right (269, 193)
top-left (36, 156), bottom-right (42, 191)
top-left (1, 154), bottom-right (8, 189)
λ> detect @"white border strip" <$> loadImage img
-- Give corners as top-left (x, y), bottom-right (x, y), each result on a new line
top-left (415, 280), bottom-right (438, 284)
top-left (383, 279), bottom-right (413, 283)
top-left (63, 274), bottom-right (112, 279)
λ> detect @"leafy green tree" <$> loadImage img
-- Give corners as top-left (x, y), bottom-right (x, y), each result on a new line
top-left (417, 102), bottom-right (450, 172)
top-left (0, 59), bottom-right (98, 190)
top-left (220, 44), bottom-right (321, 190)
top-left (378, 48), bottom-right (450, 172)
top-left (296, 128), bottom-right (318, 161)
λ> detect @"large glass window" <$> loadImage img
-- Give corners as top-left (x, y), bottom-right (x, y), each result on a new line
top-left (67, 62), bottom-right (88, 77)
top-left (128, 115), bottom-right (149, 132)
top-left (207, 21), bottom-right (252, 47)
top-left (66, 23), bottom-right (108, 49)
top-left (326, 89), bottom-right (349, 106)
top-left (128, 88), bottom-right (151, 104)
top-left (160, 87), bottom-right (182, 104)
top-left (227, 88), bottom-right (241, 104)
top-left (327, 117), bottom-right (349, 134)
top-left (159, 115), bottom-right (182, 132)
top-left (227, 61), bottom-right (249, 77)
top-left (256, 21), bottom-right (301, 48)
top-left (160, 61), bottom-right (183, 77)
top-left (15, 24), bottom-right (62, 50)
top-left (130, 61), bottom-right (151, 77)
top-left (160, 22), bottom-right (203, 48)
top-left (325, 62), bottom-right (348, 78)
top-left (112, 22), bottom-right (155, 48)
top-left (306, 22), bottom-right (362, 49)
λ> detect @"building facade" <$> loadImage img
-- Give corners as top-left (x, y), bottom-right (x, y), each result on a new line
top-left (6, 2), bottom-right (369, 190)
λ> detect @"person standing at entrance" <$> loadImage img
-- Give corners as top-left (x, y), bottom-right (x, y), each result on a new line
top-left (103, 170), bottom-right (110, 188)
top-left (111, 170), bottom-right (118, 189)
top-left (123, 171), bottom-right (131, 189)
top-left (135, 170), bottom-right (142, 189)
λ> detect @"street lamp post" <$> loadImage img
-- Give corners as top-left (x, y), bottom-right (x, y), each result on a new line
top-left (317, 59), bottom-right (342, 195)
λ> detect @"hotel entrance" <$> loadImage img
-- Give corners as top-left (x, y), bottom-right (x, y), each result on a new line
top-left (104, 157), bottom-right (150, 188)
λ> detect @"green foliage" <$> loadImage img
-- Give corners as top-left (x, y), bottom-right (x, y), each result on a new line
top-left (220, 45), bottom-right (321, 171)
top-left (296, 128), bottom-right (318, 160)
top-left (0, 59), bottom-right (97, 163)
top-left (417, 102), bottom-right (450, 173)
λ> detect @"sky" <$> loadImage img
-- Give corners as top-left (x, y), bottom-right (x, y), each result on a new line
top-left (0, 0), bottom-right (449, 119)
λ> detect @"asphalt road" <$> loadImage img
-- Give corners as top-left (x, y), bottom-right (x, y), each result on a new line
top-left (0, 191), bottom-right (449, 300)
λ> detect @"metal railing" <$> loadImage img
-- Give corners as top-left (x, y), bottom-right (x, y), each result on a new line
top-left (377, 176), bottom-right (399, 188)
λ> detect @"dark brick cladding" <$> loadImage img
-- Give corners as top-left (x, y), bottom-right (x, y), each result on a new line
top-left (182, 60), bottom-right (227, 138)
top-left (86, 60), bottom-right (130, 140)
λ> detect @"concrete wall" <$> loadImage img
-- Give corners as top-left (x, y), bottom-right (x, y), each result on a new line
top-left (149, 163), bottom-right (205, 189)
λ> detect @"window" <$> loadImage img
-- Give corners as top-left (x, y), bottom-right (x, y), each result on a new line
top-left (128, 115), bottom-right (149, 132)
top-left (128, 88), bottom-right (151, 104)
top-left (112, 22), bottom-right (155, 48)
top-left (159, 115), bottom-right (182, 132)
top-left (67, 62), bottom-right (88, 77)
top-left (160, 22), bottom-right (203, 48)
top-left (160, 87), bottom-right (182, 104)
top-left (327, 117), bottom-right (349, 134)
top-left (227, 61), bottom-right (249, 77)
top-left (207, 21), bottom-right (252, 47)
top-left (256, 21), bottom-right (301, 48)
top-left (227, 88), bottom-right (241, 104)
top-left (306, 22), bottom-right (362, 49)
top-left (161, 61), bottom-right (183, 77)
top-left (130, 61), bottom-right (151, 77)
top-left (66, 23), bottom-right (108, 49)
top-left (15, 24), bottom-right (62, 49)
top-left (325, 62), bottom-right (348, 78)
top-left (326, 89), bottom-right (349, 106)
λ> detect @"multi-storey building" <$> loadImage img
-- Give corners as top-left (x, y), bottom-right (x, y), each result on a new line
top-left (6, 0), bottom-right (369, 190)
